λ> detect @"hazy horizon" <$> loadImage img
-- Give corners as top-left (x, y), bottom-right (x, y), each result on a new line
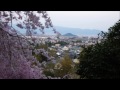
top-left (48, 11), bottom-right (120, 31)
top-left (14, 11), bottom-right (120, 36)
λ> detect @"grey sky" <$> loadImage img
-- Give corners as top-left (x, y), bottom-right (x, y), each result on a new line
top-left (47, 11), bottom-right (119, 31)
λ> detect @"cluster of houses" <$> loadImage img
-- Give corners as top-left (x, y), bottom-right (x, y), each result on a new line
top-left (25, 35), bottom-right (101, 63)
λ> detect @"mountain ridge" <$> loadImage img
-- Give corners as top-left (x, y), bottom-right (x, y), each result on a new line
top-left (63, 33), bottom-right (77, 36)
top-left (13, 25), bottom-right (103, 36)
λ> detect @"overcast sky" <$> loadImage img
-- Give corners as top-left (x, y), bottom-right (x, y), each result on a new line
top-left (47, 11), bottom-right (120, 31)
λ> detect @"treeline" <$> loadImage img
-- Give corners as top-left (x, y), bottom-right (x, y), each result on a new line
top-left (77, 20), bottom-right (120, 79)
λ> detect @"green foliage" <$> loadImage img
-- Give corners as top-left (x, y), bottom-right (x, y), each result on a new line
top-left (54, 54), bottom-right (73, 77)
top-left (48, 49), bottom-right (57, 57)
top-left (43, 62), bottom-right (55, 77)
top-left (47, 42), bottom-right (54, 47)
top-left (35, 43), bottom-right (48, 51)
top-left (35, 43), bottom-right (57, 57)
top-left (34, 53), bottom-right (48, 63)
top-left (32, 44), bottom-right (48, 63)
top-left (75, 40), bottom-right (82, 43)
top-left (56, 41), bottom-right (68, 46)
top-left (77, 20), bottom-right (120, 79)
top-left (43, 54), bottom-right (79, 79)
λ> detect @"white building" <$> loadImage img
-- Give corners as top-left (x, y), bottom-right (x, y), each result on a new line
top-left (62, 46), bottom-right (69, 51)
top-left (55, 44), bottom-right (60, 47)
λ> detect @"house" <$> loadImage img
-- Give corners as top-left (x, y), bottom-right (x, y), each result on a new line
top-left (56, 52), bottom-right (61, 56)
top-left (62, 46), bottom-right (69, 51)
top-left (55, 44), bottom-right (60, 47)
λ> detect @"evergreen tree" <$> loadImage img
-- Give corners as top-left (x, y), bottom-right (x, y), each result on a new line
top-left (77, 20), bottom-right (120, 79)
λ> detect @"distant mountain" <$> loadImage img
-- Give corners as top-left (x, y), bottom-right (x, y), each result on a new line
top-left (13, 25), bottom-right (103, 37)
top-left (63, 33), bottom-right (77, 36)
top-left (55, 26), bottom-right (102, 37)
